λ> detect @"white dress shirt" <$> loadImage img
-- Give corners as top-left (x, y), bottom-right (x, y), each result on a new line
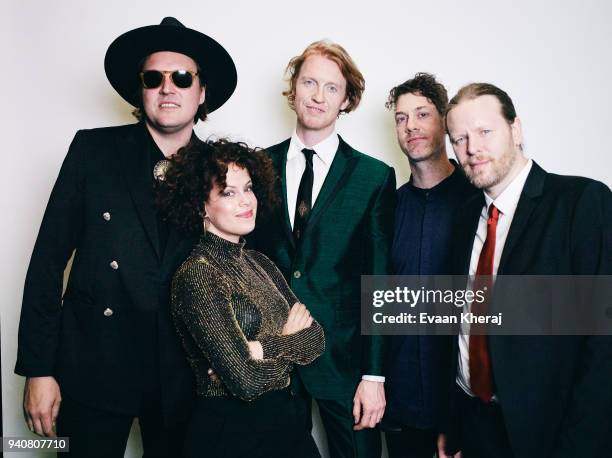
top-left (286, 130), bottom-right (385, 383)
top-left (457, 159), bottom-right (533, 397)
top-left (286, 130), bottom-right (339, 228)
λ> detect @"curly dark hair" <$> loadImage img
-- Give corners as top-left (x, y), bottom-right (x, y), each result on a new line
top-left (385, 72), bottom-right (448, 116)
top-left (156, 139), bottom-right (279, 235)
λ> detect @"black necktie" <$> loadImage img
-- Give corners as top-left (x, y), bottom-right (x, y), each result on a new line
top-left (293, 148), bottom-right (315, 241)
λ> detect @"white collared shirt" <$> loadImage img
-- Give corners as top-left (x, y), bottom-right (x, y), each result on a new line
top-left (286, 130), bottom-right (339, 228)
top-left (457, 159), bottom-right (533, 397)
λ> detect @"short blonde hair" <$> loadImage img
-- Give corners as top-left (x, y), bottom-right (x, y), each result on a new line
top-left (446, 83), bottom-right (517, 124)
top-left (283, 40), bottom-right (365, 114)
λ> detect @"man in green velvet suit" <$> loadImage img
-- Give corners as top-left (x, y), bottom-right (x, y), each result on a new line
top-left (250, 40), bottom-right (396, 457)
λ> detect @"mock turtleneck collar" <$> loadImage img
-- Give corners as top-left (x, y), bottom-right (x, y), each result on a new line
top-left (196, 231), bottom-right (246, 259)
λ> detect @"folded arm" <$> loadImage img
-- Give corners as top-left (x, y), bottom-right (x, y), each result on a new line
top-left (172, 260), bottom-right (293, 401)
top-left (248, 250), bottom-right (325, 364)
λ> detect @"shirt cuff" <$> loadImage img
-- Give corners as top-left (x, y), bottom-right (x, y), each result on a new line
top-left (361, 375), bottom-right (385, 383)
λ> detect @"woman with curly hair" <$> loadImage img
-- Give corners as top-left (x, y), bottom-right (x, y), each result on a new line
top-left (157, 139), bottom-right (324, 458)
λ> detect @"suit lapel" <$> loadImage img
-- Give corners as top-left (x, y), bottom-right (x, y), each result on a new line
top-left (119, 123), bottom-right (160, 260)
top-left (305, 136), bottom-right (358, 235)
top-left (498, 162), bottom-right (546, 273)
top-left (270, 139), bottom-right (296, 250)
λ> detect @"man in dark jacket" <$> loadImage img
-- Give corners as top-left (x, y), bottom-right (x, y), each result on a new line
top-left (382, 73), bottom-right (477, 458)
top-left (439, 82), bottom-right (611, 458)
top-left (15, 17), bottom-right (236, 457)
top-left (250, 40), bottom-right (396, 458)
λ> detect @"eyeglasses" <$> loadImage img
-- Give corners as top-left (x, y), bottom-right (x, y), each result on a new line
top-left (139, 70), bottom-right (199, 89)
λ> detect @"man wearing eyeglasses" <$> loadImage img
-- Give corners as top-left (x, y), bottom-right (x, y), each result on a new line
top-left (15, 17), bottom-right (236, 457)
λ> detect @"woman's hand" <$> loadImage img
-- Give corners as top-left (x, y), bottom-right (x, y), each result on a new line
top-left (247, 341), bottom-right (263, 360)
top-left (282, 302), bottom-right (313, 335)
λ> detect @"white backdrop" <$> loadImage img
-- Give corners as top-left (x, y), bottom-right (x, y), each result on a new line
top-left (3, 0), bottom-right (611, 456)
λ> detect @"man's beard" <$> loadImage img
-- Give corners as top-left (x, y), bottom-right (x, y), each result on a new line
top-left (403, 138), bottom-right (444, 164)
top-left (463, 148), bottom-right (516, 190)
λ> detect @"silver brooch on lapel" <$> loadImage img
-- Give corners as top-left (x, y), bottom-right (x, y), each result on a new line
top-left (153, 159), bottom-right (171, 181)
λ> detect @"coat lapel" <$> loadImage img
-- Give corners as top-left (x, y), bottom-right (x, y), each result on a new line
top-left (498, 162), bottom-right (546, 274)
top-left (304, 136), bottom-right (358, 235)
top-left (271, 139), bottom-right (296, 250)
top-left (119, 123), bottom-right (160, 259)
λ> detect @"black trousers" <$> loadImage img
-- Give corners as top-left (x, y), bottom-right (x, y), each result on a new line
top-left (184, 388), bottom-right (320, 458)
top-left (453, 386), bottom-right (513, 458)
top-left (384, 424), bottom-right (437, 458)
top-left (300, 394), bottom-right (381, 458)
top-left (289, 372), bottom-right (380, 457)
top-left (56, 391), bottom-right (188, 458)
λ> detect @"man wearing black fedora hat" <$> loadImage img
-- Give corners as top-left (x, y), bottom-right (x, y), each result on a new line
top-left (15, 17), bottom-right (236, 457)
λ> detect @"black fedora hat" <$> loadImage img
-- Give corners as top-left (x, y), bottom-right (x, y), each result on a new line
top-left (104, 17), bottom-right (237, 113)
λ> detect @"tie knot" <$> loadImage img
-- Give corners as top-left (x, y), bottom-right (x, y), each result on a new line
top-left (488, 204), bottom-right (500, 223)
top-left (302, 148), bottom-right (315, 164)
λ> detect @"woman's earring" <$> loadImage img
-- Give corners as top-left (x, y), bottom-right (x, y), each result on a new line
top-left (200, 208), bottom-right (209, 234)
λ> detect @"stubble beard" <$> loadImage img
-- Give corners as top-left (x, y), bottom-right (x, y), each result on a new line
top-left (403, 136), bottom-right (445, 164)
top-left (465, 148), bottom-right (517, 190)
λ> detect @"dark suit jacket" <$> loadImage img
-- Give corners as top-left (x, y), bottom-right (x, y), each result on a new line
top-left (250, 136), bottom-right (396, 400)
top-left (446, 161), bottom-right (612, 457)
top-left (15, 123), bottom-right (198, 424)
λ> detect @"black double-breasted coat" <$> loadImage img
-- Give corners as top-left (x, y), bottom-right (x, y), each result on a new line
top-left (16, 122), bottom-right (198, 424)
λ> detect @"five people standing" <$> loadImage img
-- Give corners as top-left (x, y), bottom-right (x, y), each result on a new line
top-left (14, 16), bottom-right (611, 458)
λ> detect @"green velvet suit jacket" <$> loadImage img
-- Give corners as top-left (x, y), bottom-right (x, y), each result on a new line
top-left (250, 136), bottom-right (396, 399)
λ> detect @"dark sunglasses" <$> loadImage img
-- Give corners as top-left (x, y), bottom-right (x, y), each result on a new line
top-left (139, 70), bottom-right (199, 89)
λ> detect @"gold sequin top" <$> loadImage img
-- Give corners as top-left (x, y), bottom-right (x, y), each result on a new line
top-left (171, 232), bottom-right (325, 401)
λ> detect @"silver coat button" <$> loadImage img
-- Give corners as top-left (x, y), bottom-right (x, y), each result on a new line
top-left (103, 308), bottom-right (113, 317)
top-left (103, 212), bottom-right (111, 221)
top-left (110, 260), bottom-right (119, 270)
top-left (293, 270), bottom-right (302, 279)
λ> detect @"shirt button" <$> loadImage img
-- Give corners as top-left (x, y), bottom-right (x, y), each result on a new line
top-left (102, 212), bottom-right (111, 221)
top-left (103, 308), bottom-right (113, 317)
top-left (293, 270), bottom-right (302, 279)
top-left (110, 260), bottom-right (119, 270)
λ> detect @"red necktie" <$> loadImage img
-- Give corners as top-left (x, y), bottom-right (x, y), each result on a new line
top-left (469, 204), bottom-right (499, 402)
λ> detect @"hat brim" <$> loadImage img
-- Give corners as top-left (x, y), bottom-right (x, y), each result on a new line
top-left (104, 24), bottom-right (237, 113)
